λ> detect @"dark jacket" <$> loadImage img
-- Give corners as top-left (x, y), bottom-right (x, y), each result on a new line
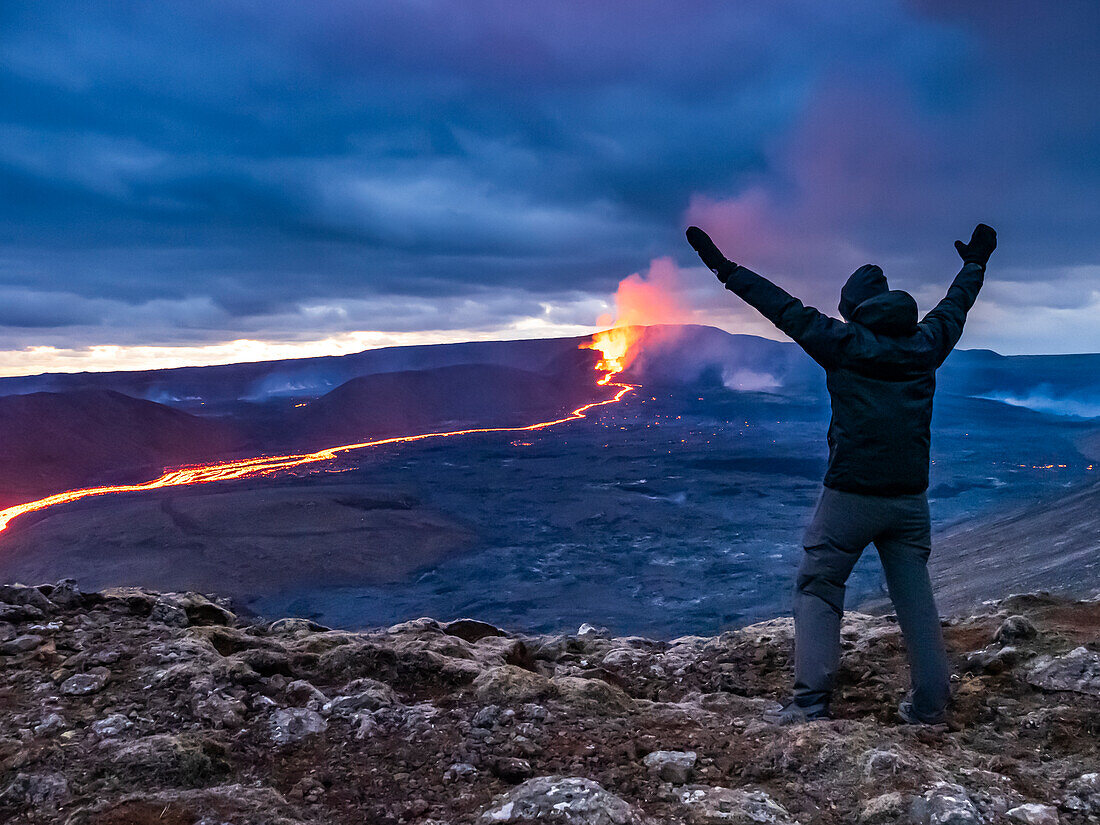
top-left (723, 261), bottom-right (985, 495)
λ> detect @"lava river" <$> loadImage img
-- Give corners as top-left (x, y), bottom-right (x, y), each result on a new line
top-left (0, 337), bottom-right (636, 535)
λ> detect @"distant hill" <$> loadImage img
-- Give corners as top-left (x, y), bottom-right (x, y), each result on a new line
top-left (0, 390), bottom-right (240, 507)
top-left (0, 335), bottom-right (590, 406)
top-left (3, 325), bottom-right (1096, 421)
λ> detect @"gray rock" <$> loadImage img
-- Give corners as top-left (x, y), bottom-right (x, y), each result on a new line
top-left (520, 703), bottom-right (548, 721)
top-left (162, 592), bottom-right (236, 626)
top-left (1026, 647), bottom-right (1100, 696)
top-left (111, 735), bottom-right (218, 785)
top-left (32, 713), bottom-right (66, 737)
top-left (269, 707), bottom-right (327, 745)
top-left (1, 772), bottom-right (70, 807)
top-left (549, 674), bottom-right (633, 712)
top-left (965, 645), bottom-right (1023, 675)
top-left (0, 634), bottom-right (44, 655)
top-left (269, 616), bottom-right (329, 634)
top-left (925, 783), bottom-right (981, 825)
top-left (1006, 803), bottom-right (1058, 824)
top-left (0, 603), bottom-right (44, 623)
top-left (149, 599), bottom-right (189, 627)
top-left (193, 692), bottom-right (247, 728)
top-left (47, 579), bottom-right (83, 607)
top-left (994, 615), bottom-right (1038, 644)
top-left (677, 786), bottom-right (799, 825)
top-left (1062, 772), bottom-right (1100, 813)
top-left (473, 665), bottom-right (554, 704)
top-left (321, 678), bottom-right (398, 715)
top-left (0, 585), bottom-right (55, 612)
top-left (60, 667), bottom-right (109, 695)
top-left (474, 704), bottom-right (503, 728)
top-left (643, 750), bottom-right (697, 784)
top-left (861, 747), bottom-right (916, 778)
top-left (479, 775), bottom-right (655, 824)
top-left (353, 711), bottom-right (376, 740)
top-left (92, 713), bottom-right (134, 738)
top-left (285, 679), bottom-right (328, 710)
top-left (447, 761), bottom-right (478, 779)
top-left (602, 647), bottom-right (649, 667)
top-left (859, 792), bottom-right (907, 824)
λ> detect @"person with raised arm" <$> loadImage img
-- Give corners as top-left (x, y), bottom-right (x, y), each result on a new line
top-left (686, 223), bottom-right (996, 725)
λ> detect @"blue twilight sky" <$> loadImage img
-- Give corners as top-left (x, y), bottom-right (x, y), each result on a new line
top-left (1, 0), bottom-right (1097, 374)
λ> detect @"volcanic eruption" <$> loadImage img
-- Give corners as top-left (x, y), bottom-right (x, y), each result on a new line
top-left (0, 259), bottom-right (696, 537)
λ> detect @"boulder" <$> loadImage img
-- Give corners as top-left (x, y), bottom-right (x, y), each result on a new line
top-left (479, 775), bottom-right (655, 824)
top-left (161, 592), bottom-right (236, 626)
top-left (859, 792), bottom-right (907, 824)
top-left (60, 667), bottom-right (110, 695)
top-left (0, 634), bottom-right (44, 655)
top-left (549, 674), bottom-right (634, 712)
top-left (111, 734), bottom-right (221, 786)
top-left (923, 783), bottom-right (981, 825)
top-left (92, 713), bottom-right (134, 738)
top-left (270, 707), bottom-right (327, 745)
top-left (1026, 647), bottom-right (1100, 696)
top-left (994, 615), bottom-right (1038, 644)
top-left (0, 772), bottom-right (70, 808)
top-left (1006, 803), bottom-right (1059, 824)
top-left (474, 665), bottom-right (555, 704)
top-left (445, 618), bottom-right (510, 643)
top-left (643, 750), bottom-right (697, 784)
top-left (676, 786), bottom-right (800, 825)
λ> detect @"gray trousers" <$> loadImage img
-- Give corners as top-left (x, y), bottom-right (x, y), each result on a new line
top-left (793, 486), bottom-right (951, 720)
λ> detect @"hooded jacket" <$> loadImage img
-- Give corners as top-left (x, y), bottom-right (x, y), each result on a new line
top-left (722, 261), bottom-right (985, 495)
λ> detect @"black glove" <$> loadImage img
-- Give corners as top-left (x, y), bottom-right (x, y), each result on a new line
top-left (954, 223), bottom-right (997, 268)
top-left (686, 226), bottom-right (737, 283)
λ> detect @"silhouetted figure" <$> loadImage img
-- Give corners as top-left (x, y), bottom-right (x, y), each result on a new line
top-left (687, 223), bottom-right (997, 725)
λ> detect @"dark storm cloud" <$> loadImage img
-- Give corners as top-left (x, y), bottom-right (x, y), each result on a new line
top-left (0, 0), bottom-right (1096, 356)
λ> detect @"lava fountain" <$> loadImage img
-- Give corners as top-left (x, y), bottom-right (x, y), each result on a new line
top-left (581, 255), bottom-right (693, 384)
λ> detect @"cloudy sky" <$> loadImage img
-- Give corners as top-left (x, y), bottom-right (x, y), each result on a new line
top-left (1, 0), bottom-right (1097, 375)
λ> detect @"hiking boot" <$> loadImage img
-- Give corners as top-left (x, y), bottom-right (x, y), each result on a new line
top-left (897, 699), bottom-right (947, 726)
top-left (762, 700), bottom-right (830, 726)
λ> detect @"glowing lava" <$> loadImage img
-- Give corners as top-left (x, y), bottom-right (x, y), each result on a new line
top-left (0, 346), bottom-right (637, 535)
top-left (581, 326), bottom-right (641, 385)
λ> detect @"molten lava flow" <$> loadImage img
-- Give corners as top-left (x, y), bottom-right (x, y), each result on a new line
top-left (0, 256), bottom-right (691, 536)
top-left (0, 350), bottom-right (636, 536)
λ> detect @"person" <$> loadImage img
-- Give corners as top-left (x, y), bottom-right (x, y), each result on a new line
top-left (685, 223), bottom-right (997, 726)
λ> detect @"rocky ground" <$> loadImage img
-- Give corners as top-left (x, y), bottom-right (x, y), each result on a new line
top-left (0, 580), bottom-right (1097, 824)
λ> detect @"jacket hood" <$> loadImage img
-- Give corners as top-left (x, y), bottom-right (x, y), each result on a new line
top-left (839, 264), bottom-right (888, 321)
top-left (849, 290), bottom-right (919, 336)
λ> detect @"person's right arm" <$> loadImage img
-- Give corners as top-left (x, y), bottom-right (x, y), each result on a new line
top-left (919, 224), bottom-right (996, 364)
top-left (720, 263), bottom-right (848, 368)
top-left (686, 226), bottom-right (847, 368)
